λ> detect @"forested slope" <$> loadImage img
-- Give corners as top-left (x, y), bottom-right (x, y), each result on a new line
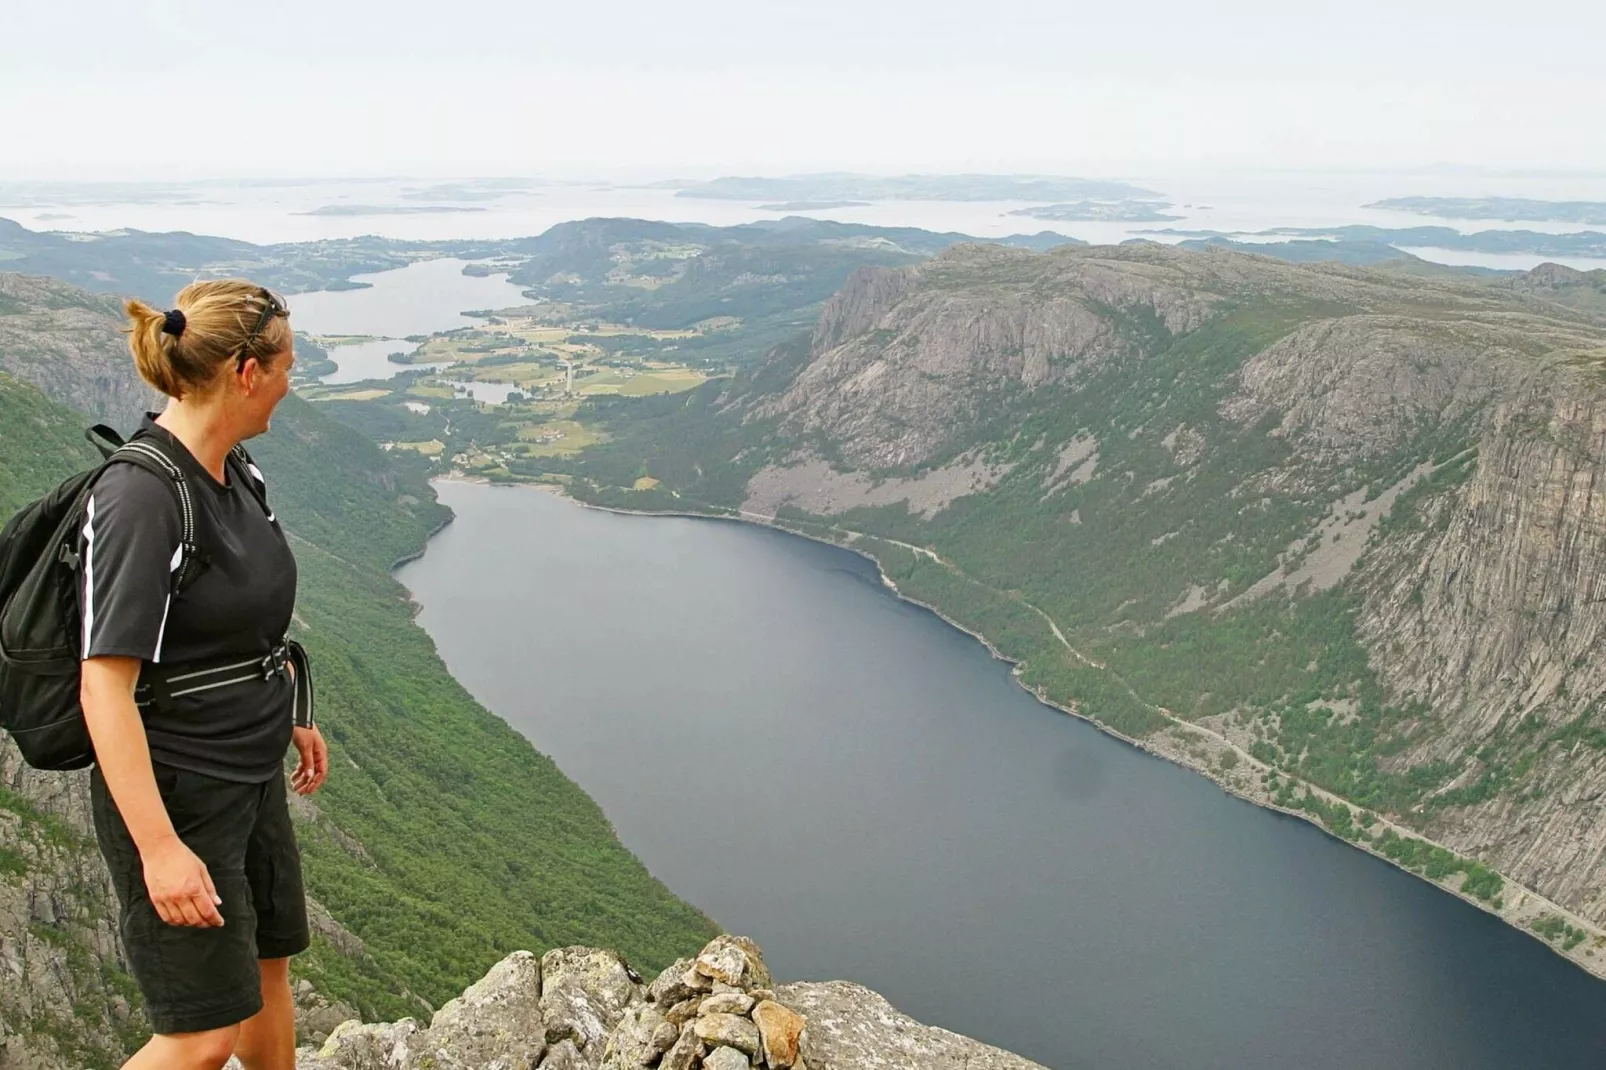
top-left (0, 272), bottom-right (713, 1065)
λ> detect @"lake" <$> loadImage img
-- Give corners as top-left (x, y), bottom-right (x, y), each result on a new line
top-left (398, 482), bottom-right (1606, 1070)
top-left (285, 258), bottom-right (529, 384)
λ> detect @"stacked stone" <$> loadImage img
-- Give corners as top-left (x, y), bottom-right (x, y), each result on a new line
top-left (292, 934), bottom-right (807, 1070)
top-left (619, 935), bottom-right (808, 1070)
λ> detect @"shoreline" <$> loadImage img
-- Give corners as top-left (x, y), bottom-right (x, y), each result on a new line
top-left (414, 475), bottom-right (1606, 983)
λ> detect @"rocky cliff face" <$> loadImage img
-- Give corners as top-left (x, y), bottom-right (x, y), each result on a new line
top-left (279, 934), bottom-right (1043, 1070)
top-left (0, 274), bottom-right (159, 430)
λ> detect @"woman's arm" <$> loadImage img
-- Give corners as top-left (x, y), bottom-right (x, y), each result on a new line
top-left (81, 656), bottom-right (224, 928)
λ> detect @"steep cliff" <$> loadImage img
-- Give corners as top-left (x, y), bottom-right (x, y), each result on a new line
top-left (567, 246), bottom-right (1606, 970)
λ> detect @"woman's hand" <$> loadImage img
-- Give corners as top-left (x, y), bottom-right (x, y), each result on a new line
top-left (142, 834), bottom-right (224, 928)
top-left (291, 725), bottom-right (329, 795)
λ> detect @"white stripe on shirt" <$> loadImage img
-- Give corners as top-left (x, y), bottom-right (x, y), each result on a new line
top-left (80, 495), bottom-right (98, 652)
top-left (151, 543), bottom-right (184, 663)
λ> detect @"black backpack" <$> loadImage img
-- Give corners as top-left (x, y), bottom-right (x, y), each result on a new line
top-left (0, 425), bottom-right (312, 771)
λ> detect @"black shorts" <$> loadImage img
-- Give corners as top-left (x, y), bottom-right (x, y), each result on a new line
top-left (90, 763), bottom-right (311, 1035)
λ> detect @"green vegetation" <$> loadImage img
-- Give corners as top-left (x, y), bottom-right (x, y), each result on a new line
top-left (0, 367), bottom-right (714, 1026)
top-left (1532, 913), bottom-right (1589, 951)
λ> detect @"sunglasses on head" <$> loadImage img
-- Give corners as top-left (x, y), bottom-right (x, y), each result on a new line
top-left (236, 288), bottom-right (289, 372)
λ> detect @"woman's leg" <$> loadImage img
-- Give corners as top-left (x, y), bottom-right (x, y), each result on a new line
top-left (232, 957), bottom-right (296, 1070)
top-left (123, 1025), bottom-right (241, 1070)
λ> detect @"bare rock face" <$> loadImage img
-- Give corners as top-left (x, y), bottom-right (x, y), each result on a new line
top-left (775, 981), bottom-right (1049, 1070)
top-left (759, 244), bottom-right (1247, 471)
top-left (539, 947), bottom-right (643, 1056)
top-left (422, 950), bottom-right (547, 1068)
top-left (0, 273), bottom-right (161, 430)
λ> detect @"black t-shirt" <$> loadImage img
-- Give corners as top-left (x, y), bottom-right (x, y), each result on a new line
top-left (76, 417), bottom-right (298, 783)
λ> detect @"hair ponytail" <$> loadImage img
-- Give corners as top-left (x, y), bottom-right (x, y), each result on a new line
top-left (124, 297), bottom-right (190, 398)
top-left (122, 281), bottom-right (290, 400)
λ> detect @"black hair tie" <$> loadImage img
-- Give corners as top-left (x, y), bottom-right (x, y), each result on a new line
top-left (162, 308), bottom-right (187, 337)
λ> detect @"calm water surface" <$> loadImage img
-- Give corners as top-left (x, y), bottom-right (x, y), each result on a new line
top-left (398, 482), bottom-right (1606, 1070)
top-left (287, 258), bottom-right (529, 384)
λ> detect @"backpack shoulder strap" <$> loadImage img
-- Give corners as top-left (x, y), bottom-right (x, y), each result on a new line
top-left (104, 437), bottom-right (207, 592)
top-left (84, 424), bottom-right (125, 460)
top-left (227, 443), bottom-right (273, 520)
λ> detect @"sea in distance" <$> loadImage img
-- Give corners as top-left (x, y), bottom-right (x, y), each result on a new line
top-left (399, 482), bottom-right (1606, 1070)
top-left (5, 170), bottom-right (1606, 272)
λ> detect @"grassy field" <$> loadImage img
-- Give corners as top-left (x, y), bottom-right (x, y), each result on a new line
top-left (305, 306), bottom-right (711, 479)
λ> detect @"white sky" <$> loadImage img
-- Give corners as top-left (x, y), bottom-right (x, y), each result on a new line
top-left (2, 0), bottom-right (1603, 181)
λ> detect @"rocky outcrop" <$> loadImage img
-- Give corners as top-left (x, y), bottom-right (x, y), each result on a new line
top-left (294, 935), bottom-right (1044, 1070)
top-left (0, 273), bottom-right (159, 429)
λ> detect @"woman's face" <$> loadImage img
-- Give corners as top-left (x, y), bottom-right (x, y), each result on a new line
top-left (237, 340), bottom-right (295, 437)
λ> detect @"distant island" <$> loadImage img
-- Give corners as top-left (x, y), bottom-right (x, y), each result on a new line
top-left (757, 200), bottom-right (871, 211)
top-left (677, 173), bottom-right (1165, 203)
top-left (1141, 224), bottom-right (1606, 259)
top-left (1366, 197), bottom-right (1606, 226)
top-left (1009, 200), bottom-right (1183, 223)
top-left (295, 204), bottom-right (490, 217)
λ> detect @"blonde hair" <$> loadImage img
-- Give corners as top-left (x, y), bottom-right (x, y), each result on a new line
top-left (124, 279), bottom-right (291, 399)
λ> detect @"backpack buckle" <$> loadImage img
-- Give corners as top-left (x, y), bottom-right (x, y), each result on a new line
top-left (260, 643), bottom-right (289, 680)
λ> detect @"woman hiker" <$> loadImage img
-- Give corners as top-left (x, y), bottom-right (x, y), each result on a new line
top-left (79, 281), bottom-right (329, 1070)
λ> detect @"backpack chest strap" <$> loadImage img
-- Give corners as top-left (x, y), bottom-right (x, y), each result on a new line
top-left (135, 639), bottom-right (312, 728)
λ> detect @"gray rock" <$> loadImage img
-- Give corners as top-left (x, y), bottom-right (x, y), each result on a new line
top-left (541, 947), bottom-right (642, 1053)
top-left (703, 1047), bottom-right (752, 1070)
top-left (300, 1019), bottom-right (423, 1069)
top-left (775, 981), bottom-right (1049, 1070)
top-left (650, 1021), bottom-right (682, 1058)
top-left (693, 936), bottom-right (771, 990)
top-left (540, 1039), bottom-right (588, 1070)
top-left (698, 992), bottom-right (755, 1017)
top-left (599, 1003), bottom-right (669, 1069)
top-left (659, 1023), bottom-right (705, 1070)
top-left (418, 950), bottom-right (547, 1068)
top-left (648, 957), bottom-right (698, 1005)
top-left (665, 998), bottom-right (702, 1026)
top-left (694, 1013), bottom-right (761, 1056)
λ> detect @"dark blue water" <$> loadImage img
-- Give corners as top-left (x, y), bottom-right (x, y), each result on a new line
top-left (398, 482), bottom-right (1606, 1070)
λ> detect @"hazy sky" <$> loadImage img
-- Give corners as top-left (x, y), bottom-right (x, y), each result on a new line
top-left (3, 0), bottom-right (1603, 180)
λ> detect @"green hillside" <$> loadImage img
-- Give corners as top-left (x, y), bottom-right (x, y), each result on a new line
top-left (0, 291), bottom-right (715, 1024)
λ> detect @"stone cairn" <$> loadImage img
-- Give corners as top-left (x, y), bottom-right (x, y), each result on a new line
top-left (633, 935), bottom-right (806, 1070)
top-left (293, 934), bottom-right (808, 1070)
